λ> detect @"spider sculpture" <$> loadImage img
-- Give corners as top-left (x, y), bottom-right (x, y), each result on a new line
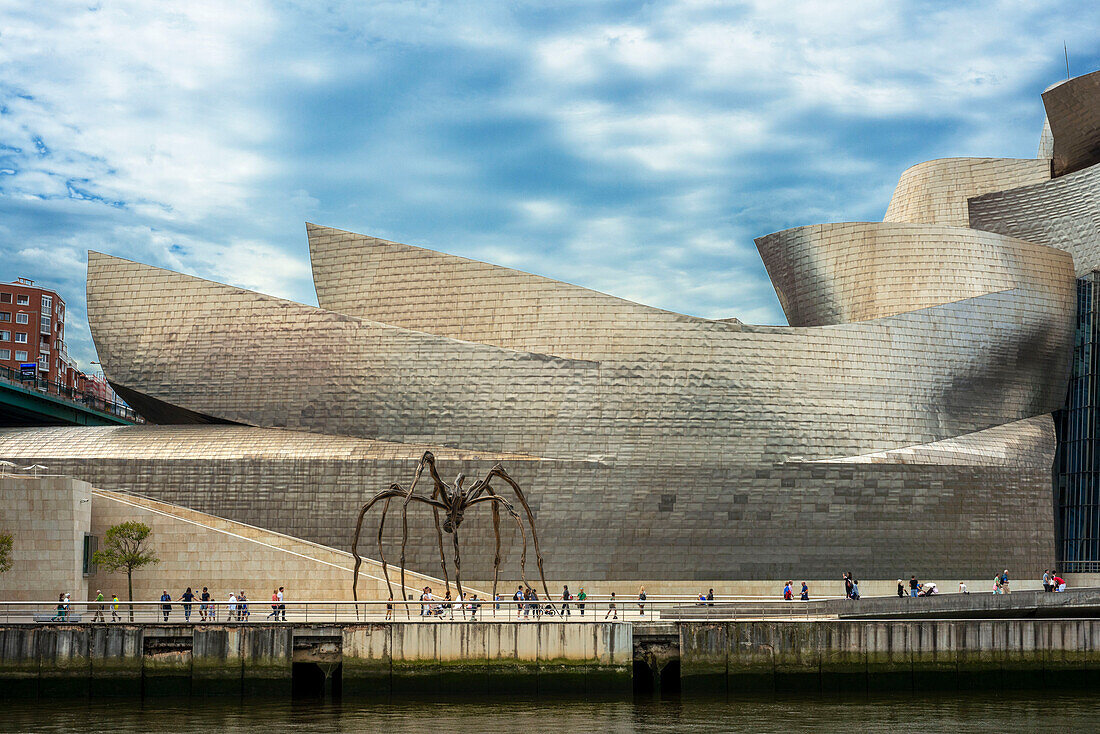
top-left (351, 451), bottom-right (551, 614)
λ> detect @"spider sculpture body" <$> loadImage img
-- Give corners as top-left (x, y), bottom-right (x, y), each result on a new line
top-left (351, 452), bottom-right (551, 613)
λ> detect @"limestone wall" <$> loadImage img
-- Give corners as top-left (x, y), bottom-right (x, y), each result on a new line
top-left (88, 488), bottom-right (457, 604)
top-left (0, 475), bottom-right (91, 602)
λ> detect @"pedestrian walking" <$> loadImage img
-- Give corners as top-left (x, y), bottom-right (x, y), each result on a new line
top-left (513, 586), bottom-right (523, 618)
top-left (92, 589), bottom-right (105, 622)
top-left (278, 587), bottom-right (286, 620)
top-left (800, 582), bottom-right (809, 601)
top-left (268, 589), bottom-right (279, 620)
top-left (844, 572), bottom-right (853, 599)
top-left (897, 579), bottom-right (905, 598)
top-left (707, 588), bottom-right (714, 606)
top-left (578, 587), bottom-right (587, 616)
top-left (208, 595), bottom-right (217, 622)
top-left (160, 590), bottom-right (172, 622)
top-left (909, 576), bottom-right (919, 598)
top-left (239, 592), bottom-right (249, 621)
top-left (386, 596), bottom-right (394, 621)
top-left (1043, 569), bottom-right (1052, 593)
top-left (604, 592), bottom-right (618, 620)
top-left (180, 587), bottom-right (195, 622)
top-left (1000, 569), bottom-right (1010, 594)
top-left (638, 586), bottom-right (647, 617)
top-left (443, 590), bottom-right (454, 619)
top-left (228, 592), bottom-right (238, 621)
top-left (111, 594), bottom-right (121, 622)
top-left (561, 585), bottom-right (572, 617)
top-left (50, 593), bottom-right (65, 621)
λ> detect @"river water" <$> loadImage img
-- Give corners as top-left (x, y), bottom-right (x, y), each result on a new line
top-left (0, 692), bottom-right (1093, 733)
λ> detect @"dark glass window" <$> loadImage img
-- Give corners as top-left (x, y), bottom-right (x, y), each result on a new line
top-left (82, 533), bottom-right (98, 576)
top-left (1055, 273), bottom-right (1100, 572)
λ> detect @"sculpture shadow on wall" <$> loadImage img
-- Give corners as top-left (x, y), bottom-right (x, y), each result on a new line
top-left (350, 451), bottom-right (551, 617)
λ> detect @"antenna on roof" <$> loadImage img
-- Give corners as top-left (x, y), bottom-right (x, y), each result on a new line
top-left (1065, 41), bottom-right (1071, 79)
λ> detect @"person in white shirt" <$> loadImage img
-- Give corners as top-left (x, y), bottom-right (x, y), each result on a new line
top-left (228, 592), bottom-right (237, 621)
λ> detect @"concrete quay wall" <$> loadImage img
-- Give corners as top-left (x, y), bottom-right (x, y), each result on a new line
top-left (0, 622), bottom-right (631, 698)
top-left (681, 619), bottom-right (1100, 693)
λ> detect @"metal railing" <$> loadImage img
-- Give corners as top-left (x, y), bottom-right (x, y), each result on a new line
top-left (0, 364), bottom-right (142, 422)
top-left (0, 596), bottom-right (837, 624)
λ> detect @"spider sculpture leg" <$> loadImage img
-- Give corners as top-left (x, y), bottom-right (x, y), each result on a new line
top-left (351, 486), bottom-right (447, 615)
top-left (467, 494), bottom-right (529, 601)
top-left (451, 528), bottom-right (464, 602)
top-left (417, 450), bottom-right (453, 597)
top-left (400, 490), bottom-right (410, 618)
top-left (430, 490), bottom-right (451, 598)
top-left (481, 466), bottom-right (552, 601)
top-left (350, 487), bottom-right (412, 605)
top-left (374, 496), bottom-right (392, 619)
top-left (491, 501), bottom-right (501, 605)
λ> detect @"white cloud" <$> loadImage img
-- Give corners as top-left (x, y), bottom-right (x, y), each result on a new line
top-left (2, 0), bottom-right (1098, 369)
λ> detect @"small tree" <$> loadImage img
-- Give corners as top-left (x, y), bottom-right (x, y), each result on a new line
top-left (93, 521), bottom-right (159, 620)
top-left (0, 533), bottom-right (12, 575)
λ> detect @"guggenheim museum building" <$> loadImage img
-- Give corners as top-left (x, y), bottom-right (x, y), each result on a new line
top-left (4, 70), bottom-right (1100, 584)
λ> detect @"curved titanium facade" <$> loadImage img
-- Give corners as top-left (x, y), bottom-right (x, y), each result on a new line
top-left (968, 160), bottom-right (1100, 276)
top-left (1042, 70), bottom-right (1100, 177)
top-left (28, 69), bottom-right (1100, 582)
top-left (754, 222), bottom-right (1069, 327)
top-left (883, 158), bottom-right (1050, 227)
top-left (87, 251), bottom-right (1073, 466)
top-left (306, 222), bottom-right (721, 362)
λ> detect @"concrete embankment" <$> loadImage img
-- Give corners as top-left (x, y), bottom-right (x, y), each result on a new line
top-left (5, 617), bottom-right (1100, 698)
top-left (0, 622), bottom-right (631, 698)
top-left (681, 619), bottom-right (1100, 693)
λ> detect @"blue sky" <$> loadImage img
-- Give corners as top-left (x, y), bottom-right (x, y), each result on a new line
top-left (1, 1), bottom-right (1098, 367)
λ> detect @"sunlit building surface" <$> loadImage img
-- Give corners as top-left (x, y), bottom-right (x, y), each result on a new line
top-left (5, 70), bottom-right (1100, 582)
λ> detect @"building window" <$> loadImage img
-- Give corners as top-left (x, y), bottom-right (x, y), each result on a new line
top-left (16, 295), bottom-right (28, 305)
top-left (0, 293), bottom-right (10, 303)
top-left (41, 295), bottom-right (51, 310)
top-left (0, 312), bottom-right (8, 322)
top-left (0, 349), bottom-right (9, 360)
top-left (15, 351), bottom-right (27, 361)
top-left (40, 315), bottom-right (50, 333)
top-left (0, 331), bottom-right (7, 341)
top-left (14, 333), bottom-right (27, 343)
top-left (15, 313), bottom-right (29, 324)
top-left (83, 534), bottom-right (98, 576)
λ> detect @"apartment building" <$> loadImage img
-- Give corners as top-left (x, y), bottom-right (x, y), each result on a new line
top-left (0, 277), bottom-right (80, 389)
